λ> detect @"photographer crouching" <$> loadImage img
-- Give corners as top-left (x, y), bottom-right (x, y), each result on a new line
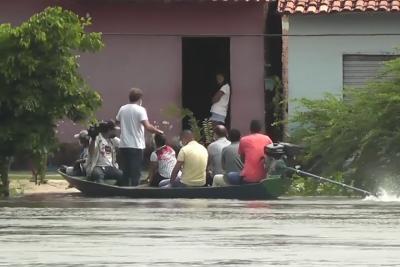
top-left (86, 120), bottom-right (123, 185)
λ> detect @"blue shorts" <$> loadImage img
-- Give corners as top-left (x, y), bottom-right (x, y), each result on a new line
top-left (226, 172), bottom-right (255, 185)
top-left (226, 172), bottom-right (242, 185)
top-left (210, 112), bottom-right (226, 123)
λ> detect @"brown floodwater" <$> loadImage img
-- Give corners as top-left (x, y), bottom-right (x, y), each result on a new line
top-left (0, 193), bottom-right (399, 266)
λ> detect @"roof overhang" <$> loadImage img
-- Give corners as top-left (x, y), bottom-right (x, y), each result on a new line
top-left (278, 0), bottom-right (400, 14)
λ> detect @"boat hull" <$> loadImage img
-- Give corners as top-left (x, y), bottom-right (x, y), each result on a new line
top-left (59, 171), bottom-right (290, 200)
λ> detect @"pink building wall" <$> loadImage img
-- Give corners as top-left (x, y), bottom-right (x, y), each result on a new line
top-left (0, 0), bottom-right (266, 142)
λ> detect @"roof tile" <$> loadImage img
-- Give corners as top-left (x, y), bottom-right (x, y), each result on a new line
top-left (392, 0), bottom-right (400, 10)
top-left (366, 0), bottom-right (378, 10)
top-left (278, 0), bottom-right (400, 13)
top-left (378, 1), bottom-right (389, 10)
top-left (355, 0), bottom-right (366, 11)
top-left (295, 5), bottom-right (306, 12)
top-left (306, 4), bottom-right (318, 13)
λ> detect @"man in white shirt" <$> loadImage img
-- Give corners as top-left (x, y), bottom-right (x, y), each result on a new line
top-left (210, 73), bottom-right (230, 125)
top-left (116, 88), bottom-right (163, 186)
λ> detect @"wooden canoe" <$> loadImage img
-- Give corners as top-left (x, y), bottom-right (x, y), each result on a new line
top-left (58, 170), bottom-right (290, 200)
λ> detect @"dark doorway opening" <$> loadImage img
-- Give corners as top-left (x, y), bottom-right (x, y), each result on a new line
top-left (182, 37), bottom-right (230, 130)
top-left (265, 1), bottom-right (283, 141)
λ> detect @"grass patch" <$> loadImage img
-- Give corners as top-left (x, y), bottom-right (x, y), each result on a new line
top-left (9, 171), bottom-right (63, 180)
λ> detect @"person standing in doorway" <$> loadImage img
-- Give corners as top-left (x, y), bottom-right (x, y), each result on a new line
top-left (116, 88), bottom-right (163, 186)
top-left (210, 73), bottom-right (230, 125)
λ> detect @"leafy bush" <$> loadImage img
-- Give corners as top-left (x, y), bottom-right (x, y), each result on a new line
top-left (286, 173), bottom-right (350, 196)
top-left (291, 55), bottom-right (400, 192)
top-left (163, 104), bottom-right (214, 145)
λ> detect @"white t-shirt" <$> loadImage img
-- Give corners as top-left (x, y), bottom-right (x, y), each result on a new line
top-left (210, 84), bottom-right (230, 117)
top-left (116, 103), bottom-right (148, 149)
top-left (150, 145), bottom-right (177, 178)
top-left (95, 135), bottom-right (119, 167)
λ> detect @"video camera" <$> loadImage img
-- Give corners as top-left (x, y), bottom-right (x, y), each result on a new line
top-left (87, 121), bottom-right (109, 139)
top-left (87, 120), bottom-right (119, 139)
top-left (87, 124), bottom-right (101, 139)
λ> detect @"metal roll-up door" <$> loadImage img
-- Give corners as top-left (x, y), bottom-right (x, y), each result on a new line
top-left (343, 55), bottom-right (398, 88)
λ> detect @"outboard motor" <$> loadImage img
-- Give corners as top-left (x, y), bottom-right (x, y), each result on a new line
top-left (264, 142), bottom-right (303, 179)
top-left (264, 143), bottom-right (376, 197)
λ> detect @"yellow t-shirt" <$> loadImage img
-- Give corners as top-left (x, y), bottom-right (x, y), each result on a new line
top-left (177, 141), bottom-right (208, 186)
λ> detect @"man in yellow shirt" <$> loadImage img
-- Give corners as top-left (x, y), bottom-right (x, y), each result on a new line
top-left (168, 130), bottom-right (208, 187)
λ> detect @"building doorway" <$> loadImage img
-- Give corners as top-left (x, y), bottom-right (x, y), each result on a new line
top-left (265, 1), bottom-right (283, 141)
top-left (182, 37), bottom-right (230, 129)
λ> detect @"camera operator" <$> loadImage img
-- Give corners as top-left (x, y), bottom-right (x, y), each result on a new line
top-left (86, 120), bottom-right (123, 185)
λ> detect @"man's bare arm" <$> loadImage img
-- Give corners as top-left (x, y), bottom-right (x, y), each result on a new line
top-left (170, 161), bottom-right (183, 182)
top-left (212, 91), bottom-right (224, 104)
top-left (146, 161), bottom-right (158, 184)
top-left (142, 120), bottom-right (164, 134)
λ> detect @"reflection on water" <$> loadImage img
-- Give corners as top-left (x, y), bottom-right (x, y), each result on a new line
top-left (1, 194), bottom-right (400, 266)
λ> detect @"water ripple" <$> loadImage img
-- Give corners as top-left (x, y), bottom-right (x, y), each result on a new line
top-left (0, 195), bottom-right (399, 266)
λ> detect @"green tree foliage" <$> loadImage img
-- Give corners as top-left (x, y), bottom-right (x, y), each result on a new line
top-left (291, 56), bottom-right (400, 192)
top-left (0, 7), bottom-right (104, 196)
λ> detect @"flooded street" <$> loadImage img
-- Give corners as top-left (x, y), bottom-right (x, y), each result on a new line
top-left (0, 194), bottom-right (399, 266)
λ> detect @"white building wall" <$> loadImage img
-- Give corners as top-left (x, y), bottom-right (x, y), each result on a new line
top-left (287, 13), bottom-right (400, 117)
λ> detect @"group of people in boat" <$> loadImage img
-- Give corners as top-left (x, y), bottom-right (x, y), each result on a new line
top-left (65, 73), bottom-right (273, 187)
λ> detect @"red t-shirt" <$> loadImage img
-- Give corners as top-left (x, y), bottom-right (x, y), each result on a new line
top-left (238, 133), bottom-right (273, 183)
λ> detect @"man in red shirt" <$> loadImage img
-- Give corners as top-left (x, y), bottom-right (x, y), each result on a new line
top-left (231, 120), bottom-right (273, 184)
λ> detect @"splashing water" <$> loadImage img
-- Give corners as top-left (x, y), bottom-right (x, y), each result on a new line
top-left (364, 188), bottom-right (400, 202)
